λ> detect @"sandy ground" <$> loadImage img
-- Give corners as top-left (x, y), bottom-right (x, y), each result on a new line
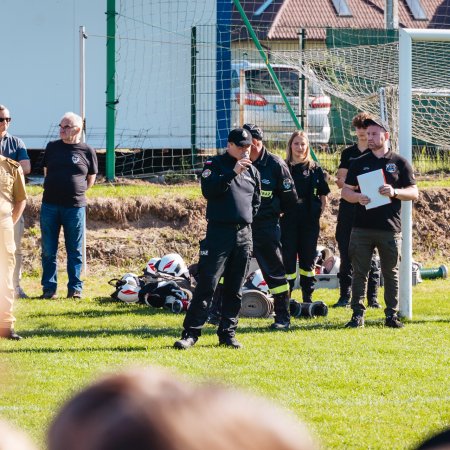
top-left (22, 187), bottom-right (449, 276)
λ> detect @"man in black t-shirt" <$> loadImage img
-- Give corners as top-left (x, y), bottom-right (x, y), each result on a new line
top-left (40, 112), bottom-right (98, 299)
top-left (342, 119), bottom-right (418, 329)
top-left (333, 113), bottom-right (381, 308)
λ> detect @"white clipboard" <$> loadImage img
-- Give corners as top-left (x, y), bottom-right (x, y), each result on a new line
top-left (357, 169), bottom-right (391, 210)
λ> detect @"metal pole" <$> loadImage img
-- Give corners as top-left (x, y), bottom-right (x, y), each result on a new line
top-left (106, 0), bottom-right (116, 181)
top-left (398, 28), bottom-right (450, 319)
top-left (80, 26), bottom-right (87, 143)
top-left (80, 26), bottom-right (88, 276)
top-left (233, 0), bottom-right (318, 161)
top-left (398, 29), bottom-right (412, 319)
top-left (191, 26), bottom-right (197, 166)
top-left (385, 0), bottom-right (399, 29)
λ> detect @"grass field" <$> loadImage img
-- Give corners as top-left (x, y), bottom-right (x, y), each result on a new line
top-left (1, 275), bottom-right (449, 450)
top-left (24, 176), bottom-right (450, 199)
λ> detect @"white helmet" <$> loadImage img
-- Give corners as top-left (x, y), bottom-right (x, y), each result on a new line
top-left (145, 258), bottom-right (161, 276)
top-left (121, 273), bottom-right (141, 286)
top-left (117, 282), bottom-right (141, 303)
top-left (244, 269), bottom-right (269, 293)
top-left (323, 256), bottom-right (340, 275)
top-left (158, 253), bottom-right (188, 277)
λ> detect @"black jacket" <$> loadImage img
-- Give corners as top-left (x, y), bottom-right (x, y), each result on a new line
top-left (252, 147), bottom-right (297, 224)
top-left (201, 152), bottom-right (261, 225)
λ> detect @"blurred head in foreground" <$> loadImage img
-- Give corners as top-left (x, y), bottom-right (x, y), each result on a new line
top-left (48, 367), bottom-right (316, 450)
top-left (0, 419), bottom-right (37, 450)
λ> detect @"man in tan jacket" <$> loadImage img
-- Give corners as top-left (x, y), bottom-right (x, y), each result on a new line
top-left (0, 154), bottom-right (27, 340)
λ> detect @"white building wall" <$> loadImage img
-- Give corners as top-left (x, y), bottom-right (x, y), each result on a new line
top-left (2, 0), bottom-right (216, 149)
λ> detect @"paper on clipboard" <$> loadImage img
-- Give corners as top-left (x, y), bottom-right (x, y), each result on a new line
top-left (357, 169), bottom-right (391, 210)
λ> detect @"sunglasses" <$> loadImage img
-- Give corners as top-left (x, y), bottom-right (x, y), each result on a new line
top-left (0, 118), bottom-right (11, 123)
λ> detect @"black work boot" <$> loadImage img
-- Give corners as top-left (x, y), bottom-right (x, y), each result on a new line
top-left (345, 314), bottom-right (365, 328)
top-left (367, 298), bottom-right (382, 308)
top-left (218, 336), bottom-right (243, 349)
top-left (333, 297), bottom-right (351, 308)
top-left (300, 275), bottom-right (315, 304)
top-left (385, 315), bottom-right (404, 328)
top-left (174, 334), bottom-right (198, 350)
top-left (270, 292), bottom-right (290, 330)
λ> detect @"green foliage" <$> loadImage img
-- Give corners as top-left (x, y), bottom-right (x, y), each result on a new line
top-left (1, 277), bottom-right (449, 450)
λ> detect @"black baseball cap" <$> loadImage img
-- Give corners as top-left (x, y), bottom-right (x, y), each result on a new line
top-left (243, 123), bottom-right (264, 140)
top-left (228, 128), bottom-right (252, 147)
top-left (363, 118), bottom-right (389, 132)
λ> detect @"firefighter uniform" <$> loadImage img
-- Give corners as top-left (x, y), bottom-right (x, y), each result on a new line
top-left (335, 144), bottom-right (381, 306)
top-left (0, 156), bottom-right (27, 336)
top-left (180, 146), bottom-right (260, 344)
top-left (281, 161), bottom-right (330, 302)
top-left (251, 145), bottom-right (297, 326)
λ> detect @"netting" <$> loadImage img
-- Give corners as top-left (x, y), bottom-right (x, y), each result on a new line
top-left (270, 39), bottom-right (450, 152)
top-left (108, 1), bottom-right (450, 178)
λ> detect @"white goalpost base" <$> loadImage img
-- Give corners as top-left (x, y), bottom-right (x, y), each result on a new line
top-left (398, 28), bottom-right (450, 319)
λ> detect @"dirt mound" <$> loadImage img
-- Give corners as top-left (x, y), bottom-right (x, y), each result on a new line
top-left (22, 187), bottom-right (449, 275)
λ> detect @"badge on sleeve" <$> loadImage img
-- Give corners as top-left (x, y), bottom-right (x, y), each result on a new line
top-left (202, 169), bottom-right (212, 178)
top-left (386, 163), bottom-right (397, 173)
top-left (282, 178), bottom-right (292, 190)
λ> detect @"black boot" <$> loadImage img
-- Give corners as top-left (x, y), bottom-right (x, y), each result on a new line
top-left (270, 292), bottom-right (290, 330)
top-left (300, 275), bottom-right (315, 303)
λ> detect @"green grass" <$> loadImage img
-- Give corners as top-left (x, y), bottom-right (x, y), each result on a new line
top-left (26, 183), bottom-right (201, 199)
top-left (1, 276), bottom-right (449, 449)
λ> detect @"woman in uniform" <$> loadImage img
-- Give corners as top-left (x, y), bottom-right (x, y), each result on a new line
top-left (280, 131), bottom-right (330, 303)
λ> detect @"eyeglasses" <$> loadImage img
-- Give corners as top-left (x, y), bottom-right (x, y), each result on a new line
top-left (59, 124), bottom-right (75, 130)
top-left (0, 118), bottom-right (11, 123)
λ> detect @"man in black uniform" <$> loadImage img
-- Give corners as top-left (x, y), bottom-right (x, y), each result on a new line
top-left (174, 128), bottom-right (260, 349)
top-left (333, 112), bottom-right (381, 308)
top-left (342, 118), bottom-right (418, 328)
top-left (243, 123), bottom-right (298, 330)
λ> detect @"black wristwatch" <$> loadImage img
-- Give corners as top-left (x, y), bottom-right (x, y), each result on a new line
top-left (392, 189), bottom-right (398, 198)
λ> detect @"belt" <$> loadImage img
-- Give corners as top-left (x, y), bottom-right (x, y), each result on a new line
top-left (209, 221), bottom-right (250, 230)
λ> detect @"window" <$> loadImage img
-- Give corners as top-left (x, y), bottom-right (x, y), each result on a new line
top-left (331, 0), bottom-right (352, 17)
top-left (254, 0), bottom-right (274, 16)
top-left (405, 0), bottom-right (427, 20)
top-left (246, 68), bottom-right (300, 97)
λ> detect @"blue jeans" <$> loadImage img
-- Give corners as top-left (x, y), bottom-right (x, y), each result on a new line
top-left (40, 203), bottom-right (85, 293)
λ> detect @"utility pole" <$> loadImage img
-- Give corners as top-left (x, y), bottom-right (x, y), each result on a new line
top-left (385, 0), bottom-right (399, 29)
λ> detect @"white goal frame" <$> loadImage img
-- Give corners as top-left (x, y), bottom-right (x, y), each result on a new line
top-left (398, 29), bottom-right (450, 319)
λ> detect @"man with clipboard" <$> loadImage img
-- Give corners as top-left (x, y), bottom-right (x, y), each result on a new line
top-left (341, 118), bottom-right (418, 329)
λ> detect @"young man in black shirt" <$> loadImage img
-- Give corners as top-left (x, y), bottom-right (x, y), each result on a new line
top-left (174, 128), bottom-right (260, 349)
top-left (40, 112), bottom-right (98, 299)
top-left (333, 112), bottom-right (381, 308)
top-left (342, 119), bottom-right (418, 328)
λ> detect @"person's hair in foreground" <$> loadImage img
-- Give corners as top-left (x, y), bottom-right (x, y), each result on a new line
top-left (0, 418), bottom-right (37, 450)
top-left (48, 367), bottom-right (316, 450)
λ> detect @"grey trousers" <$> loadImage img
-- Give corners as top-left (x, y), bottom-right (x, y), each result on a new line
top-left (349, 228), bottom-right (402, 317)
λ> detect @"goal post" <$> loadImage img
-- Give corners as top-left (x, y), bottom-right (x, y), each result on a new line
top-left (398, 28), bottom-right (450, 319)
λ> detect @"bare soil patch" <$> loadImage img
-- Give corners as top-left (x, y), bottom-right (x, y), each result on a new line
top-left (22, 187), bottom-right (449, 276)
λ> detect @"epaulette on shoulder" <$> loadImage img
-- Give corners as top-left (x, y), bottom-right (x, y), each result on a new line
top-left (5, 157), bottom-right (21, 169)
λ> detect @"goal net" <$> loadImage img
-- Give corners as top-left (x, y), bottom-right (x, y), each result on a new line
top-left (108, 1), bottom-right (450, 178)
top-left (269, 37), bottom-right (450, 153)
